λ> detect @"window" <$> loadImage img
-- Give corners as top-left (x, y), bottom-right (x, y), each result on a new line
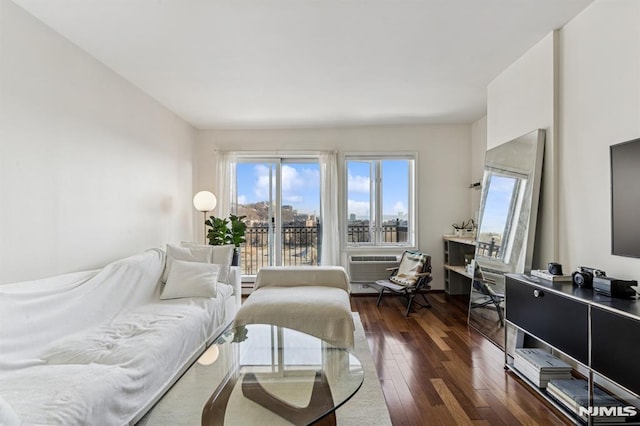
top-left (345, 155), bottom-right (415, 247)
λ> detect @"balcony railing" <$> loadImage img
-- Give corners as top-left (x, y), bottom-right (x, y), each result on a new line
top-left (240, 223), bottom-right (408, 275)
top-left (346, 223), bottom-right (408, 244)
top-left (241, 225), bottom-right (319, 275)
top-left (476, 238), bottom-right (501, 258)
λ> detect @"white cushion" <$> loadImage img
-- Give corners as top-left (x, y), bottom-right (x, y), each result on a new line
top-left (181, 242), bottom-right (234, 284)
top-left (161, 260), bottom-right (219, 299)
top-left (163, 244), bottom-right (211, 283)
top-left (255, 266), bottom-right (350, 292)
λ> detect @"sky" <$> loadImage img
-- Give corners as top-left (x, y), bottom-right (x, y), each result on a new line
top-left (235, 160), bottom-right (409, 219)
top-left (236, 162), bottom-right (320, 214)
top-left (478, 174), bottom-right (518, 236)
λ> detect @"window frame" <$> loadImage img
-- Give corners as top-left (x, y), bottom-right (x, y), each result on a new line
top-left (343, 153), bottom-right (417, 249)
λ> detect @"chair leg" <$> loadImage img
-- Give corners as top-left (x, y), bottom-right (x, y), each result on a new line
top-left (405, 291), bottom-right (431, 316)
top-left (376, 286), bottom-right (386, 307)
top-left (419, 292), bottom-right (432, 308)
top-left (493, 299), bottom-right (505, 326)
top-left (405, 293), bottom-right (415, 316)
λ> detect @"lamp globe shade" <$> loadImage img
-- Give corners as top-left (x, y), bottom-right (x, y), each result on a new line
top-left (193, 191), bottom-right (217, 212)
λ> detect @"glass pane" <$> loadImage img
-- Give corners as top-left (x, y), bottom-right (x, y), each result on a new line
top-left (280, 162), bottom-right (320, 267)
top-left (476, 174), bottom-right (518, 260)
top-left (346, 161), bottom-right (372, 244)
top-left (282, 327), bottom-right (322, 368)
top-left (239, 324), bottom-right (277, 370)
top-left (236, 161), bottom-right (276, 275)
top-left (381, 160), bottom-right (410, 244)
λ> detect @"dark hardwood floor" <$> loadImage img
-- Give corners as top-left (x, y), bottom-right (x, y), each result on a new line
top-left (351, 293), bottom-right (571, 425)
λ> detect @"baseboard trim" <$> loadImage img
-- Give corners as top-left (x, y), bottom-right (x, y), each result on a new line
top-left (350, 289), bottom-right (445, 297)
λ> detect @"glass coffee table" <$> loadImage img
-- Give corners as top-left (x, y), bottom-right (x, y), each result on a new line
top-left (139, 323), bottom-right (363, 425)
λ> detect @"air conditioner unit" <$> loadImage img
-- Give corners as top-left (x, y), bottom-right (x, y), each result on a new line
top-left (348, 255), bottom-right (401, 283)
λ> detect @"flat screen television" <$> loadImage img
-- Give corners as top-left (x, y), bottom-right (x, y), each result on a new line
top-left (611, 137), bottom-right (640, 258)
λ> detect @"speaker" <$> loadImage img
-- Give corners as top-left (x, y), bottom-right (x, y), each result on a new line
top-left (593, 277), bottom-right (637, 298)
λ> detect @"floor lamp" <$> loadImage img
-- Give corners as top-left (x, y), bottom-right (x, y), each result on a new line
top-left (193, 191), bottom-right (217, 244)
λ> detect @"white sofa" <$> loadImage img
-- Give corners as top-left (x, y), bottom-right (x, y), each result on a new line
top-left (0, 247), bottom-right (240, 426)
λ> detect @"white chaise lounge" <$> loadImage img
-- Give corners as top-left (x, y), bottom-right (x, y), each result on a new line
top-left (233, 266), bottom-right (355, 348)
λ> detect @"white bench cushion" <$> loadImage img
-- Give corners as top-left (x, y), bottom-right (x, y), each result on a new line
top-left (254, 266), bottom-right (350, 292)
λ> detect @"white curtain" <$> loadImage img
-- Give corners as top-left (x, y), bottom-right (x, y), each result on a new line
top-left (319, 151), bottom-right (340, 266)
top-left (215, 151), bottom-right (236, 217)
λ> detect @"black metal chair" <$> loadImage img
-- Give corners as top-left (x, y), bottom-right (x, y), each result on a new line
top-left (375, 250), bottom-right (433, 316)
top-left (470, 268), bottom-right (505, 326)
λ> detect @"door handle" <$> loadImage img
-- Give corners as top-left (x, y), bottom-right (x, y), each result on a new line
top-left (533, 289), bottom-right (544, 298)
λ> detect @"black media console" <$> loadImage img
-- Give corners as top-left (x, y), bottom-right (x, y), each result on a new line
top-left (505, 274), bottom-right (640, 423)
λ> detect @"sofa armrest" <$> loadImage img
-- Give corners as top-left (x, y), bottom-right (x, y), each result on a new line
top-left (229, 266), bottom-right (242, 308)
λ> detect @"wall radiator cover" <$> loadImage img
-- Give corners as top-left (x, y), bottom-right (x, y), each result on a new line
top-left (348, 255), bottom-right (401, 283)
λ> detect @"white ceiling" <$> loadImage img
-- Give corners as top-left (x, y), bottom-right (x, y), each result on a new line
top-left (13, 0), bottom-right (593, 129)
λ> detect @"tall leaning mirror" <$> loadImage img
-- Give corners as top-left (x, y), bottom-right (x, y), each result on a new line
top-left (468, 129), bottom-right (545, 348)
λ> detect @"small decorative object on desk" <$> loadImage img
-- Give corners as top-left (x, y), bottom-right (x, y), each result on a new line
top-left (466, 263), bottom-right (474, 275)
top-left (530, 269), bottom-right (573, 282)
top-left (547, 262), bottom-right (563, 275)
top-left (452, 219), bottom-right (475, 238)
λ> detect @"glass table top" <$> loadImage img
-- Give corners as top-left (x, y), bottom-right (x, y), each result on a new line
top-left (140, 323), bottom-right (364, 426)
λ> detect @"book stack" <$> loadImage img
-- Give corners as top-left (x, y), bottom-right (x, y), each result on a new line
top-left (513, 348), bottom-right (572, 388)
top-left (546, 378), bottom-right (629, 423)
top-left (530, 269), bottom-right (573, 282)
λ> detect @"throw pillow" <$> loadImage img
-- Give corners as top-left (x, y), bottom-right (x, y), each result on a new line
top-left (389, 250), bottom-right (428, 287)
top-left (181, 242), bottom-right (235, 284)
top-left (163, 244), bottom-right (211, 283)
top-left (161, 260), bottom-right (219, 299)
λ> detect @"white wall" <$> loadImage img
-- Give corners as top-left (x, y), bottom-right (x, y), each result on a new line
top-left (487, 0), bottom-right (640, 279)
top-left (196, 124), bottom-right (472, 290)
top-left (558, 0), bottom-right (640, 279)
top-left (487, 32), bottom-right (558, 268)
top-left (470, 116), bottom-right (487, 222)
top-left (0, 0), bottom-right (196, 284)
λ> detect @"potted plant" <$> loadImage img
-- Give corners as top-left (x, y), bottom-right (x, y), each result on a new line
top-left (452, 219), bottom-right (475, 238)
top-left (206, 216), bottom-right (231, 246)
top-left (205, 214), bottom-right (247, 266)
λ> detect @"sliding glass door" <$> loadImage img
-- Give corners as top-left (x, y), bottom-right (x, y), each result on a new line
top-left (235, 158), bottom-right (320, 275)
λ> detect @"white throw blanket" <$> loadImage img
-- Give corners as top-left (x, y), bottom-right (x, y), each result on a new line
top-left (0, 249), bottom-right (235, 425)
top-left (0, 249), bottom-right (165, 371)
top-left (234, 266), bottom-right (354, 348)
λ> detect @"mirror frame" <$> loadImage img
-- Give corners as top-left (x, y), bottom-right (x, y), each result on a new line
top-left (474, 129), bottom-right (545, 274)
top-left (468, 129), bottom-right (545, 348)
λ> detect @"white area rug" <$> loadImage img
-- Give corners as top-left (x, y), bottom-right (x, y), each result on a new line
top-left (139, 313), bottom-right (391, 425)
top-left (336, 313), bottom-right (392, 425)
